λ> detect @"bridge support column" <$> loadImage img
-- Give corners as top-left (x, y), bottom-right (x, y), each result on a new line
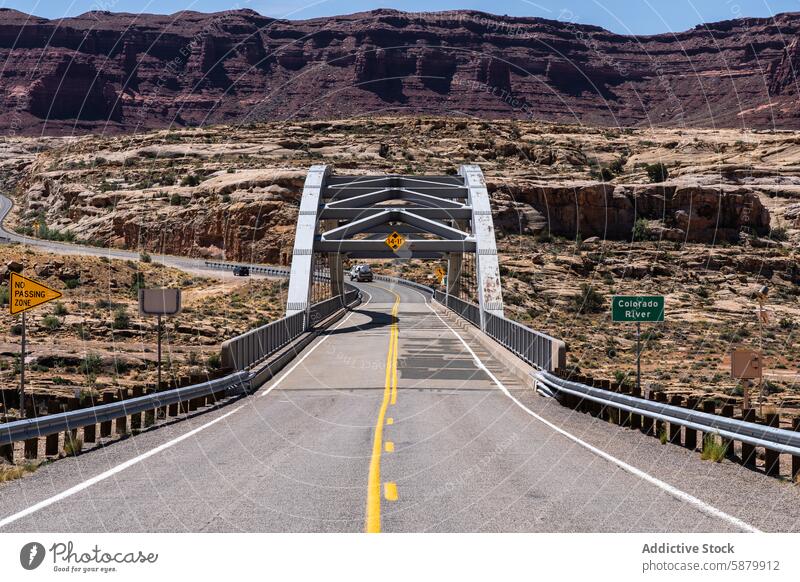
top-left (446, 253), bottom-right (462, 296)
top-left (329, 253), bottom-right (345, 299)
top-left (286, 165), bottom-right (328, 322)
top-left (460, 164), bottom-right (504, 330)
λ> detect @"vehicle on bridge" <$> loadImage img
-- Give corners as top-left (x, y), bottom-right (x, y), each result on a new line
top-left (349, 264), bottom-right (373, 282)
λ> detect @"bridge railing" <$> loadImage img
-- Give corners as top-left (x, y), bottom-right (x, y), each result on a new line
top-left (432, 291), bottom-right (565, 372)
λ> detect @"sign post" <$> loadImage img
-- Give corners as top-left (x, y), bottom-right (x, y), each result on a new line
top-left (9, 273), bottom-right (63, 417)
top-left (139, 288), bottom-right (182, 391)
top-left (611, 295), bottom-right (665, 395)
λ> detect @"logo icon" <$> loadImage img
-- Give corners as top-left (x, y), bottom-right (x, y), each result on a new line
top-left (20, 542), bottom-right (46, 570)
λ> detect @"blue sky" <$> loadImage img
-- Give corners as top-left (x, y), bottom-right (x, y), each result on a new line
top-left (1, 0), bottom-right (797, 35)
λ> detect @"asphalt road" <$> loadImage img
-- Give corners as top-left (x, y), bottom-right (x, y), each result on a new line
top-left (2, 281), bottom-right (799, 532)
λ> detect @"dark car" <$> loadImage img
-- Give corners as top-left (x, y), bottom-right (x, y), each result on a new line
top-left (232, 265), bottom-right (250, 277)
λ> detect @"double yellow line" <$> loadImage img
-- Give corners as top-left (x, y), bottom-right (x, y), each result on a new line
top-left (365, 291), bottom-right (400, 533)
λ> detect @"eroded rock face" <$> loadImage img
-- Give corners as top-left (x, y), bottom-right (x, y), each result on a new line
top-left (496, 182), bottom-right (769, 242)
top-left (2, 8), bottom-right (800, 133)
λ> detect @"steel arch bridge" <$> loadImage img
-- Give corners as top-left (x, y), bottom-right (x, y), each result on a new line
top-left (285, 164), bottom-right (504, 329)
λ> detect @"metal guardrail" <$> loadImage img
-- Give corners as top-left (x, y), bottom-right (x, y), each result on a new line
top-left (374, 274), bottom-right (434, 295)
top-left (0, 372), bottom-right (251, 447)
top-left (535, 371), bottom-right (800, 457)
top-left (220, 311), bottom-right (306, 371)
top-left (432, 291), bottom-right (565, 372)
top-left (484, 311), bottom-right (566, 372)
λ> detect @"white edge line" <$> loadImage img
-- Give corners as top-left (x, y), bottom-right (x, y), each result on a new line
top-left (419, 294), bottom-right (761, 534)
top-left (0, 289), bottom-right (371, 529)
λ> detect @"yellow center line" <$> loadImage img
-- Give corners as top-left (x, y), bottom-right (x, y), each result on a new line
top-left (365, 290), bottom-right (400, 533)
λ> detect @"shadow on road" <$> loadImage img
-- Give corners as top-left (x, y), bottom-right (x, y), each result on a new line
top-left (318, 308), bottom-right (396, 336)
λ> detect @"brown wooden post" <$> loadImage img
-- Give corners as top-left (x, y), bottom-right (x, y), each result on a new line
top-left (669, 395), bottom-right (683, 444)
top-left (720, 404), bottom-right (734, 458)
top-left (130, 386), bottom-right (144, 431)
top-left (685, 397), bottom-right (698, 450)
top-left (741, 408), bottom-right (757, 467)
top-left (630, 385), bottom-right (642, 430)
top-left (100, 393), bottom-right (114, 438)
top-left (792, 418), bottom-right (800, 482)
top-left (23, 437), bottom-right (38, 460)
top-left (654, 392), bottom-right (667, 438)
top-left (45, 401), bottom-right (60, 456)
top-left (764, 413), bottom-right (780, 477)
top-left (0, 443), bottom-right (12, 463)
top-left (642, 391), bottom-right (655, 435)
top-left (83, 422), bottom-right (96, 444)
top-left (115, 389), bottom-right (128, 436)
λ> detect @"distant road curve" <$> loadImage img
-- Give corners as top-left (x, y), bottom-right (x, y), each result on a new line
top-left (0, 193), bottom-right (272, 279)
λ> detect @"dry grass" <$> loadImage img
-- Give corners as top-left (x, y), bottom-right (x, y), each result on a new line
top-left (700, 434), bottom-right (728, 462)
top-left (0, 462), bottom-right (39, 482)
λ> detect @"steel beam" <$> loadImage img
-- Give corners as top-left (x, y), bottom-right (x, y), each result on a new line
top-left (315, 239), bottom-right (476, 253)
top-left (286, 165), bottom-right (328, 317)
top-left (460, 164), bottom-right (504, 328)
top-left (319, 207), bottom-right (473, 220)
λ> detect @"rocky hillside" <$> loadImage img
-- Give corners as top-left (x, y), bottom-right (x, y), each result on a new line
top-left (4, 118), bottom-right (792, 264)
top-left (2, 9), bottom-right (800, 133)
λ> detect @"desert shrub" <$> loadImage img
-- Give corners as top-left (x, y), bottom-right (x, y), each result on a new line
top-left (64, 278), bottom-right (81, 289)
top-left (139, 251), bottom-right (152, 263)
top-left (169, 193), bottom-right (183, 206)
top-left (632, 218), bottom-right (650, 241)
top-left (700, 434), bottom-right (727, 462)
top-left (180, 174), bottom-right (201, 187)
top-left (81, 353), bottom-right (103, 375)
top-left (206, 353), bottom-right (221, 370)
top-left (571, 283), bottom-right (605, 314)
top-left (52, 302), bottom-right (68, 315)
top-left (41, 315), bottom-right (61, 330)
top-left (112, 307), bottom-right (130, 329)
top-left (770, 226), bottom-right (789, 242)
top-left (645, 162), bottom-right (669, 183)
top-left (64, 436), bottom-right (83, 457)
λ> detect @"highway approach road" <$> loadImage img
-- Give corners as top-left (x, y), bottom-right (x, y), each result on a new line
top-left (2, 282), bottom-right (800, 533)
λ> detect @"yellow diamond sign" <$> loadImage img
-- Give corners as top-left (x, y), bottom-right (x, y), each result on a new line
top-left (9, 272), bottom-right (63, 315)
top-left (435, 267), bottom-right (446, 282)
top-left (385, 231), bottom-right (405, 252)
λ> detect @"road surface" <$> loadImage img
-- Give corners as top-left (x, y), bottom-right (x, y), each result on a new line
top-left (1, 281), bottom-right (799, 532)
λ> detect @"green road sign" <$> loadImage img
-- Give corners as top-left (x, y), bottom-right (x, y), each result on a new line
top-left (611, 295), bottom-right (664, 322)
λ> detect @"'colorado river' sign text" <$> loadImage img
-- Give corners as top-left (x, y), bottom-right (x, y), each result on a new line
top-left (611, 295), bottom-right (664, 322)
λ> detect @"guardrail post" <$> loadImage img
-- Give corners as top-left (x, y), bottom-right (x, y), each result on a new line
top-left (83, 420), bottom-right (96, 444)
top-left (0, 443), bottom-right (12, 463)
top-left (669, 395), bottom-right (683, 444)
top-left (764, 413), bottom-right (780, 477)
top-left (130, 387), bottom-right (144, 431)
top-left (720, 404), bottom-right (734, 458)
top-left (793, 418), bottom-right (800, 482)
top-left (741, 408), bottom-right (757, 467)
top-left (100, 393), bottom-right (114, 438)
top-left (23, 436), bottom-right (38, 460)
top-left (629, 384), bottom-right (642, 430)
top-left (654, 392), bottom-right (667, 438)
top-left (684, 397), bottom-right (698, 450)
top-left (643, 392), bottom-right (655, 435)
top-left (45, 401), bottom-right (60, 456)
top-left (115, 389), bottom-right (128, 436)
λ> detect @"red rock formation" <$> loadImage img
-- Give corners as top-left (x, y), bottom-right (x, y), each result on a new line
top-left (1, 8), bottom-right (800, 133)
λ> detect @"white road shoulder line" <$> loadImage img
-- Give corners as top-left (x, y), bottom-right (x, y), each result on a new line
top-left (419, 295), bottom-right (760, 533)
top-left (0, 289), bottom-right (371, 529)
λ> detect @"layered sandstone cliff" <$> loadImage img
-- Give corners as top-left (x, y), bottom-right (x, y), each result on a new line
top-left (2, 9), bottom-right (800, 133)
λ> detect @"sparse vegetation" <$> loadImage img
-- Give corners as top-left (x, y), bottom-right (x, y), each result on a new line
top-left (700, 434), bottom-right (727, 462)
top-left (645, 162), bottom-right (669, 183)
top-left (571, 284), bottom-right (605, 314)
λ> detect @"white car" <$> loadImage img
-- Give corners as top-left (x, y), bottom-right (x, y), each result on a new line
top-left (349, 265), bottom-right (373, 282)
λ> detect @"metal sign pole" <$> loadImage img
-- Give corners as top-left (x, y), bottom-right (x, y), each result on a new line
top-left (19, 311), bottom-right (25, 418)
top-left (636, 320), bottom-right (641, 395)
top-left (157, 314), bottom-right (162, 391)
